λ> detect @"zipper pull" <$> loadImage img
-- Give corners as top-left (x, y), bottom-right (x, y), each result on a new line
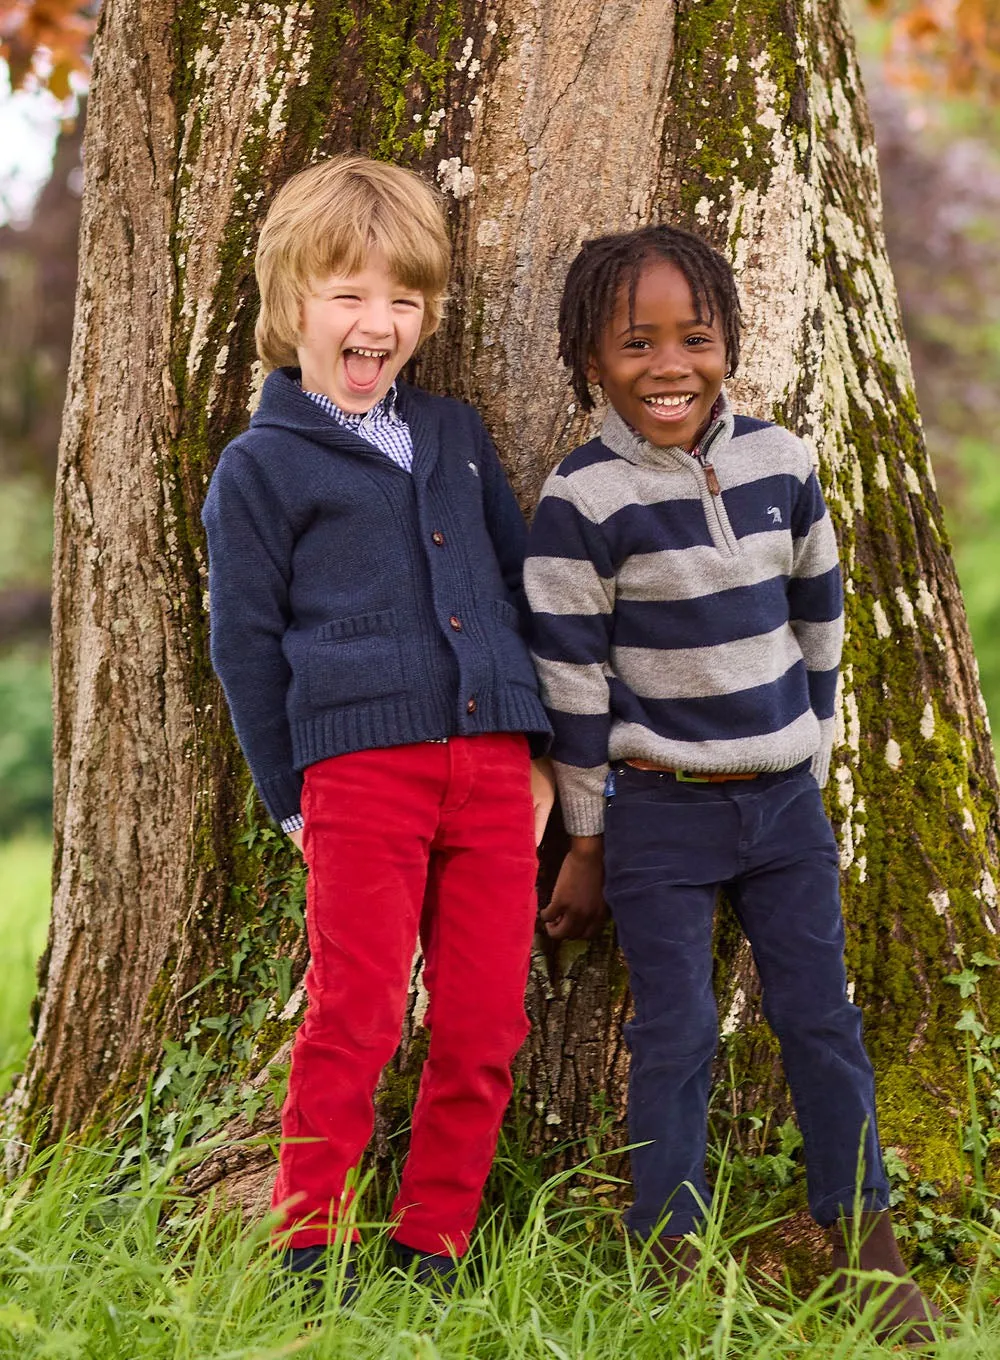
top-left (704, 464), bottom-right (721, 496)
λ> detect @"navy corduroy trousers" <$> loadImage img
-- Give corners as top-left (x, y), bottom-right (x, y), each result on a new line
top-left (603, 760), bottom-right (890, 1238)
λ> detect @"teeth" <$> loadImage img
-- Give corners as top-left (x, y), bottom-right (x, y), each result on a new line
top-left (349, 348), bottom-right (389, 358)
top-left (645, 395), bottom-right (692, 408)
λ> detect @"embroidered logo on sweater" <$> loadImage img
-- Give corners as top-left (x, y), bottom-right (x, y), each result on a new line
top-left (767, 505), bottom-right (783, 524)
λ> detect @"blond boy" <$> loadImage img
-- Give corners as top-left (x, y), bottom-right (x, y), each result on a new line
top-left (202, 157), bottom-right (552, 1294)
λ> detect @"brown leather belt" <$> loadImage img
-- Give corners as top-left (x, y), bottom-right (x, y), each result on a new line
top-left (625, 759), bottom-right (758, 783)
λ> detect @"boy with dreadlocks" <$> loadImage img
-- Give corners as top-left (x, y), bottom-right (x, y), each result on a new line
top-left (524, 225), bottom-right (942, 1341)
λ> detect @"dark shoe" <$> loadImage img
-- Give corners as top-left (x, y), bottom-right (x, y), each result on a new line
top-left (642, 1232), bottom-right (701, 1292)
top-left (827, 1211), bottom-right (944, 1346)
top-left (279, 1243), bottom-right (359, 1307)
top-left (389, 1238), bottom-right (459, 1295)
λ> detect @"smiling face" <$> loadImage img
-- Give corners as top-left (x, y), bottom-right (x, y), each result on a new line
top-left (586, 256), bottom-right (728, 450)
top-left (296, 249), bottom-right (426, 412)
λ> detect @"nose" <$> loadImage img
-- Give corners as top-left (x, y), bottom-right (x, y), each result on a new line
top-left (357, 295), bottom-right (394, 338)
top-left (648, 343), bottom-right (692, 379)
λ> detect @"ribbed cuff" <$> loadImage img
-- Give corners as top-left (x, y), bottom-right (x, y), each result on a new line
top-left (811, 720), bottom-right (834, 788)
top-left (554, 761), bottom-right (610, 836)
top-left (257, 768), bottom-right (305, 826)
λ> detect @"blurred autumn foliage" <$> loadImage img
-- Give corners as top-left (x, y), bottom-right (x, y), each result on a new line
top-left (872, 0), bottom-right (1000, 100)
top-left (0, 1), bottom-right (93, 98)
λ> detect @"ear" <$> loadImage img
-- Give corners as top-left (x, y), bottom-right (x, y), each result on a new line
top-left (585, 353), bottom-right (601, 386)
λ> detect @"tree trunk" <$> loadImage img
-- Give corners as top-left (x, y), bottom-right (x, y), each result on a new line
top-left (8, 0), bottom-right (999, 1247)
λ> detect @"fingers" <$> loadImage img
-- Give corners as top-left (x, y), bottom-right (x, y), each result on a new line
top-left (544, 911), bottom-right (575, 940)
top-left (540, 899), bottom-right (607, 940)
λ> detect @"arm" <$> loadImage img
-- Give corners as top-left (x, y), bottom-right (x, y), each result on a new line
top-left (788, 468), bottom-right (844, 787)
top-left (475, 417), bottom-right (531, 613)
top-left (525, 474), bottom-right (615, 836)
top-left (530, 756), bottom-right (556, 847)
top-left (202, 448), bottom-right (303, 825)
top-left (475, 416), bottom-right (554, 760)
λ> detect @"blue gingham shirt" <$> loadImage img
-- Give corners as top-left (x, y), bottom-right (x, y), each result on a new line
top-left (302, 383), bottom-right (413, 471)
top-left (280, 382), bottom-right (413, 833)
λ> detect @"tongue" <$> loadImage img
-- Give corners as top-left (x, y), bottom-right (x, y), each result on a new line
top-left (344, 350), bottom-right (384, 389)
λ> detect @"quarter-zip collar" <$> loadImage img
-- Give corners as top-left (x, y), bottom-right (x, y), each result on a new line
top-left (600, 388), bottom-right (734, 471)
top-left (601, 390), bottom-right (739, 557)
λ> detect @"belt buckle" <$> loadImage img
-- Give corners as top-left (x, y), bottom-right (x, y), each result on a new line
top-left (675, 769), bottom-right (710, 783)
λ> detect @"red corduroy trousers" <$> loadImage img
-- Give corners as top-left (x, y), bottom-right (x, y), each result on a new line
top-left (270, 734), bottom-right (538, 1255)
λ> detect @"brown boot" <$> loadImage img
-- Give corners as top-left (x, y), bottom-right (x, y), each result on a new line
top-left (642, 1233), bottom-right (701, 1292)
top-left (827, 1211), bottom-right (943, 1346)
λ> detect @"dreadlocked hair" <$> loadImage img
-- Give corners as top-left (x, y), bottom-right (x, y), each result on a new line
top-left (557, 224), bottom-right (742, 412)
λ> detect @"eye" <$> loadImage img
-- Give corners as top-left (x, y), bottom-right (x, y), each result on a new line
top-left (623, 338), bottom-right (650, 351)
top-left (393, 297), bottom-right (422, 308)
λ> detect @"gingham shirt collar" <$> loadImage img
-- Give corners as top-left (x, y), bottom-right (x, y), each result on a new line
top-left (300, 382), bottom-right (413, 472)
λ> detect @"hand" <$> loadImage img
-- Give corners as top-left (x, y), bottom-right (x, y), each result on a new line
top-left (540, 835), bottom-right (607, 940)
top-left (288, 827), bottom-right (304, 853)
top-left (530, 757), bottom-right (556, 846)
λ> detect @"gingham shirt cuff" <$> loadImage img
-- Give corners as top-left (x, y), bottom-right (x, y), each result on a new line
top-left (280, 813), bottom-right (304, 834)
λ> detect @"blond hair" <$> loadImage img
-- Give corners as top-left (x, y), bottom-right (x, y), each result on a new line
top-left (254, 156), bottom-right (451, 371)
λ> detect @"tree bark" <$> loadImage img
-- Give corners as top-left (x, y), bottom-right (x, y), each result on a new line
top-left (8, 0), bottom-right (999, 1245)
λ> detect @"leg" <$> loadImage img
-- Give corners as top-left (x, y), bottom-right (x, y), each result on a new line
top-left (603, 767), bottom-right (741, 1237)
top-left (727, 770), bottom-right (889, 1225)
top-left (390, 734), bottom-right (538, 1256)
top-left (271, 746), bottom-right (442, 1248)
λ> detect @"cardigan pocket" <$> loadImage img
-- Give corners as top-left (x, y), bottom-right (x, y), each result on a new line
top-left (307, 609), bottom-right (405, 707)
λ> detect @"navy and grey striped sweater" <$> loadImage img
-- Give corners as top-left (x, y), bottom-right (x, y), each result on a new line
top-left (524, 395), bottom-right (843, 836)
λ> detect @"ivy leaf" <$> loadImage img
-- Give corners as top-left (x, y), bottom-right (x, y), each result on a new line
top-left (955, 1009), bottom-right (985, 1040)
top-left (274, 955), bottom-right (293, 1005)
top-left (944, 969), bottom-right (980, 998)
top-left (883, 1147), bottom-right (911, 1182)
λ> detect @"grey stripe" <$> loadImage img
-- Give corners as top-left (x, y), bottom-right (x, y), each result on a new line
top-left (608, 709), bottom-right (821, 773)
top-left (616, 536), bottom-right (792, 602)
top-left (524, 557), bottom-right (615, 615)
top-left (789, 618), bottom-right (843, 672)
top-left (613, 625), bottom-right (805, 700)
top-left (793, 513), bottom-right (839, 576)
top-left (534, 657), bottom-right (610, 714)
top-left (547, 457), bottom-right (701, 525)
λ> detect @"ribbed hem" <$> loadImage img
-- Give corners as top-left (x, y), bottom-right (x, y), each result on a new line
top-left (290, 687), bottom-right (551, 775)
top-left (608, 724), bottom-right (823, 782)
top-left (258, 769), bottom-right (305, 825)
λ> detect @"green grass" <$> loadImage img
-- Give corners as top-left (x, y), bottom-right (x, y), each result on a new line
top-left (0, 834), bottom-right (50, 1091)
top-left (0, 1131), bottom-right (996, 1360)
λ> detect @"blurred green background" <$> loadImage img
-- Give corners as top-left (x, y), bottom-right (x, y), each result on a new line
top-left (0, 15), bottom-right (998, 1088)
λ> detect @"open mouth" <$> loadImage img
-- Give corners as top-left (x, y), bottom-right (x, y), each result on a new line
top-left (343, 347), bottom-right (390, 391)
top-left (643, 394), bottom-right (696, 419)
